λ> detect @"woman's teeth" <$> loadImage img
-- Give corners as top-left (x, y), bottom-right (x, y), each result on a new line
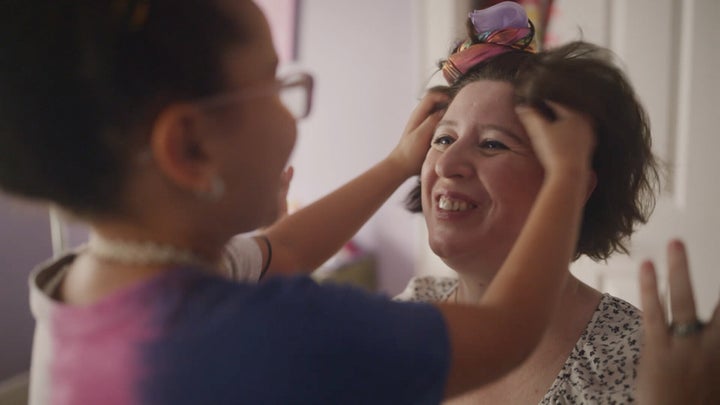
top-left (438, 196), bottom-right (473, 212)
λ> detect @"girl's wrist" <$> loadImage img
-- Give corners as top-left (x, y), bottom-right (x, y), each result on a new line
top-left (383, 152), bottom-right (417, 180)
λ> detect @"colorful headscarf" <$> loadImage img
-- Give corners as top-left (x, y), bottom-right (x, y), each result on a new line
top-left (441, 1), bottom-right (536, 84)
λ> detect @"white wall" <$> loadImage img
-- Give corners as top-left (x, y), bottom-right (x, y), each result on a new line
top-left (0, 197), bottom-right (52, 381)
top-left (556, 0), bottom-right (720, 318)
top-left (288, 0), bottom-right (428, 294)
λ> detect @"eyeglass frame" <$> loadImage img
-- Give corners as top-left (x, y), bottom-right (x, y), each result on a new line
top-left (192, 72), bottom-right (314, 120)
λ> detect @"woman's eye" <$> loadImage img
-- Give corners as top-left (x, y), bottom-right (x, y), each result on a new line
top-left (479, 139), bottom-right (508, 150)
top-left (431, 135), bottom-right (454, 149)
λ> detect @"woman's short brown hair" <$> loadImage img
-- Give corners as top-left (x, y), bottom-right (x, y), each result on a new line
top-left (407, 42), bottom-right (660, 261)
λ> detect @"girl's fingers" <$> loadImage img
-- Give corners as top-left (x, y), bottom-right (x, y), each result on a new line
top-left (412, 109), bottom-right (445, 148)
top-left (406, 92), bottom-right (450, 131)
top-left (284, 165), bottom-right (294, 182)
top-left (515, 105), bottom-right (550, 136)
top-left (667, 240), bottom-right (698, 325)
top-left (708, 291), bottom-right (720, 341)
top-left (280, 166), bottom-right (294, 191)
top-left (639, 260), bottom-right (669, 343)
top-left (542, 100), bottom-right (573, 119)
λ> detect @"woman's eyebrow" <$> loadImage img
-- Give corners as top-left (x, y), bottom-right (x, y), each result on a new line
top-left (479, 124), bottom-right (524, 144)
top-left (436, 119), bottom-right (457, 129)
top-left (436, 120), bottom-right (525, 143)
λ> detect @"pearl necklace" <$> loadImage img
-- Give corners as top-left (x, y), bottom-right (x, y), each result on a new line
top-left (87, 234), bottom-right (211, 267)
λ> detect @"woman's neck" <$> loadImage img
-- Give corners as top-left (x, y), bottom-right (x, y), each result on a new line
top-left (445, 274), bottom-right (603, 405)
top-left (455, 270), bottom-right (586, 301)
top-left (455, 271), bottom-right (602, 337)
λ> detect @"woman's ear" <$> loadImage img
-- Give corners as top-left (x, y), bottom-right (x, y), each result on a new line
top-left (149, 103), bottom-right (217, 194)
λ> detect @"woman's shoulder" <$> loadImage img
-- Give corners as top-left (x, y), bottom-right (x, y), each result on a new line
top-left (542, 293), bottom-right (642, 404)
top-left (575, 292), bottom-right (643, 362)
top-left (394, 275), bottom-right (458, 302)
top-left (590, 293), bottom-right (643, 337)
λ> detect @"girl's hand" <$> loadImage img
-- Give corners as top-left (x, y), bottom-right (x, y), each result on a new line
top-left (515, 101), bottom-right (596, 176)
top-left (276, 165), bottom-right (294, 220)
top-left (637, 239), bottom-right (720, 405)
top-left (387, 88), bottom-right (449, 177)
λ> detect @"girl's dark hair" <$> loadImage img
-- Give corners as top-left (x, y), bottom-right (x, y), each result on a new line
top-left (0, 0), bottom-right (248, 216)
top-left (407, 42), bottom-right (660, 261)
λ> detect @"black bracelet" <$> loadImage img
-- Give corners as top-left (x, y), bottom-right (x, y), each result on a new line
top-left (258, 235), bottom-right (272, 280)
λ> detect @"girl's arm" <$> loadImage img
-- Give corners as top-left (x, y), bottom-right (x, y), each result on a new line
top-left (255, 90), bottom-right (449, 276)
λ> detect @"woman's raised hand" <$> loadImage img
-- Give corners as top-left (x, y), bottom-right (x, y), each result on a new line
top-left (638, 240), bottom-right (720, 405)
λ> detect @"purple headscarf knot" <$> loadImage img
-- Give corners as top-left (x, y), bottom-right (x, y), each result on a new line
top-left (442, 1), bottom-right (536, 84)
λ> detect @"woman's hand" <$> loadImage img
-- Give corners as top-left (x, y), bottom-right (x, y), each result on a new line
top-left (386, 88), bottom-right (449, 178)
top-left (638, 239), bottom-right (720, 405)
top-left (515, 101), bottom-right (596, 176)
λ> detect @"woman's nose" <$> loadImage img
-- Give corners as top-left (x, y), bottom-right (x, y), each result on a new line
top-left (435, 142), bottom-right (474, 179)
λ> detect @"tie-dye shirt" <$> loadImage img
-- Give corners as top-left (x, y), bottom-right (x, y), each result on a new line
top-left (28, 253), bottom-right (449, 405)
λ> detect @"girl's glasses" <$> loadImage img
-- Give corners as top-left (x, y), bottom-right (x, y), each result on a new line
top-left (194, 72), bottom-right (314, 120)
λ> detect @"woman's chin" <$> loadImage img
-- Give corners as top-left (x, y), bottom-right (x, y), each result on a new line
top-left (428, 237), bottom-right (463, 262)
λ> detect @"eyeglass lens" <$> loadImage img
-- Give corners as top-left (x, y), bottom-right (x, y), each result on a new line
top-left (279, 73), bottom-right (313, 120)
top-left (280, 84), bottom-right (308, 119)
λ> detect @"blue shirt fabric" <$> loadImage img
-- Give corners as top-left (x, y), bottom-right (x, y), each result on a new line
top-left (31, 259), bottom-right (450, 405)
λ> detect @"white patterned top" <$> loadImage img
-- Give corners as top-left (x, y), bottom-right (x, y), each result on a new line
top-left (395, 276), bottom-right (643, 404)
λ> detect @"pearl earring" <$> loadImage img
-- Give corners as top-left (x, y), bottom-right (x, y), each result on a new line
top-left (197, 176), bottom-right (225, 201)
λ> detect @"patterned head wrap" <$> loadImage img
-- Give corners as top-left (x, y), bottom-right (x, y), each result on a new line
top-left (441, 1), bottom-right (536, 84)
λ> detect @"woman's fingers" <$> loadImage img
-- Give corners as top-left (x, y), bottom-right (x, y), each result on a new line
top-left (667, 240), bottom-right (698, 325)
top-left (639, 260), bottom-right (668, 344)
top-left (638, 239), bottom-right (720, 405)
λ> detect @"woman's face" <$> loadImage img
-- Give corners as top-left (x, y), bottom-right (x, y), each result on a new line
top-left (421, 80), bottom-right (545, 274)
top-left (209, 0), bottom-right (298, 230)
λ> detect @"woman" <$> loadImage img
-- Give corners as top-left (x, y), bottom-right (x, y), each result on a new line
top-left (396, 2), bottom-right (658, 404)
top-left (1, 0), bottom-right (596, 403)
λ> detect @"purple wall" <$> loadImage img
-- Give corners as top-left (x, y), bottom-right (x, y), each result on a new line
top-left (0, 196), bottom-right (53, 380)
